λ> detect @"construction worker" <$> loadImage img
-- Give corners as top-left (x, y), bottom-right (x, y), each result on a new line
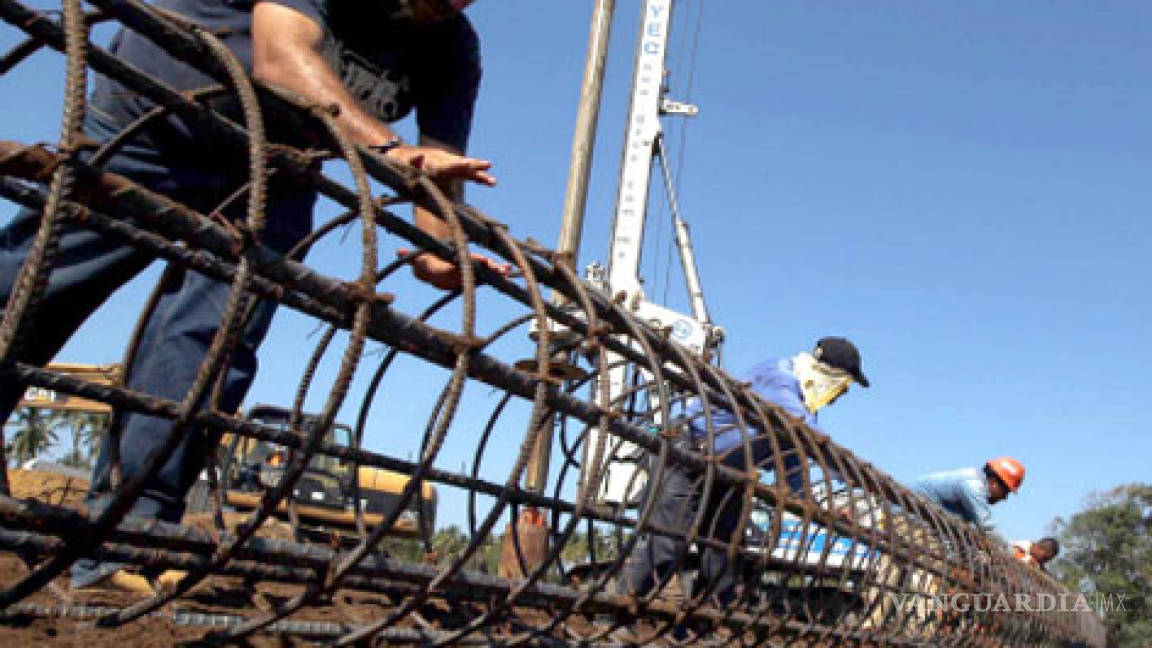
top-left (618, 336), bottom-right (870, 612)
top-left (0, 0), bottom-right (505, 592)
top-left (1013, 537), bottom-right (1059, 571)
top-left (913, 457), bottom-right (1025, 533)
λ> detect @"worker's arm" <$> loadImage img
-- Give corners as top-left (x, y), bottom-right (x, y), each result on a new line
top-left (252, 2), bottom-right (495, 184)
top-left (252, 2), bottom-right (505, 289)
top-left (403, 133), bottom-right (509, 290)
top-left (957, 479), bottom-right (995, 533)
top-left (743, 360), bottom-right (840, 495)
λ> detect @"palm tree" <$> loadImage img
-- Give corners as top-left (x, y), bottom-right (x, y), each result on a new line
top-left (58, 410), bottom-right (108, 469)
top-left (83, 413), bottom-right (110, 462)
top-left (6, 407), bottom-right (63, 467)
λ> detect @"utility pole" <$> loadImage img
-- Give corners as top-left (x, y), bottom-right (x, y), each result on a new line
top-left (522, 0), bottom-right (616, 499)
top-left (555, 0), bottom-right (617, 269)
top-left (505, 0), bottom-right (617, 580)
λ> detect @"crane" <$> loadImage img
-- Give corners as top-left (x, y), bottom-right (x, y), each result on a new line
top-left (582, 0), bottom-right (724, 505)
top-left (505, 0), bottom-right (722, 578)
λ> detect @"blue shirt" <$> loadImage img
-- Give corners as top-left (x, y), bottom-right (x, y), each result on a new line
top-left (686, 357), bottom-right (819, 454)
top-left (681, 358), bottom-right (821, 493)
top-left (914, 467), bottom-right (994, 531)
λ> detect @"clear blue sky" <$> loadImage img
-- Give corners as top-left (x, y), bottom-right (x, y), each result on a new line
top-left (2, 1), bottom-right (1149, 544)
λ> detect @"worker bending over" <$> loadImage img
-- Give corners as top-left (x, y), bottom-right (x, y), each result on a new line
top-left (618, 336), bottom-right (871, 608)
top-left (1013, 537), bottom-right (1059, 571)
top-left (914, 457), bottom-right (1025, 532)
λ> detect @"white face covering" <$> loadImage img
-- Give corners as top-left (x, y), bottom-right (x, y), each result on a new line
top-left (791, 352), bottom-right (853, 413)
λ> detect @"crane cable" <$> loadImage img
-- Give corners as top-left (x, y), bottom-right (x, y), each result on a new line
top-left (660, 0), bottom-right (705, 307)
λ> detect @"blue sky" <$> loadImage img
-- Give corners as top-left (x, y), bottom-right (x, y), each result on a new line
top-left (2, 1), bottom-right (1150, 544)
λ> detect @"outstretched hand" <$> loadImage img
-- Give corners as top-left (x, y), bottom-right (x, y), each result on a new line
top-left (398, 247), bottom-right (511, 292)
top-left (385, 145), bottom-right (496, 187)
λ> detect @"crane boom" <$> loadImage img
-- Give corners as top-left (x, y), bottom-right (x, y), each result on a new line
top-left (605, 0), bottom-right (676, 299)
top-left (585, 0), bottom-right (723, 506)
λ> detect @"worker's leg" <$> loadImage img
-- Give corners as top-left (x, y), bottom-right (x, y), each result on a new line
top-left (73, 176), bottom-right (314, 588)
top-left (0, 210), bottom-right (153, 419)
top-left (692, 447), bottom-right (750, 607)
top-left (618, 445), bottom-right (700, 598)
top-left (0, 112), bottom-right (176, 425)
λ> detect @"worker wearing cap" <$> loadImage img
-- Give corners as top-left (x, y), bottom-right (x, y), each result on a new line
top-left (914, 457), bottom-right (1025, 533)
top-left (619, 336), bottom-right (870, 608)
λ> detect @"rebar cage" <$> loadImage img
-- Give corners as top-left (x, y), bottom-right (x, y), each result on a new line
top-left (0, 2), bottom-right (1107, 646)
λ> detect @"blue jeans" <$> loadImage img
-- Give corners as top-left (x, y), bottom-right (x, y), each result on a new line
top-left (0, 111), bottom-right (314, 586)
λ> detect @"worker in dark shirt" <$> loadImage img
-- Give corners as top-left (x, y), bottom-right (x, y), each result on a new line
top-left (0, 0), bottom-right (502, 592)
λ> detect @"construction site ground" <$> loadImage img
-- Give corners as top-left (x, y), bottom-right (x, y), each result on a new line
top-left (0, 470), bottom-right (611, 647)
top-left (2, 470), bottom-right (309, 646)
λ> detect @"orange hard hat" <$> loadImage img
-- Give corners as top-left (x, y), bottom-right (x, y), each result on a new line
top-left (987, 457), bottom-right (1025, 492)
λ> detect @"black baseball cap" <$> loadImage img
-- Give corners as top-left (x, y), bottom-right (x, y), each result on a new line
top-left (814, 336), bottom-right (870, 387)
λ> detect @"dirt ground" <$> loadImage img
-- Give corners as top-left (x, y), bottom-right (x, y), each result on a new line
top-left (0, 471), bottom-right (411, 646)
top-left (0, 473), bottom-right (606, 646)
top-left (7, 468), bottom-right (90, 511)
top-left (0, 547), bottom-right (605, 647)
top-left (0, 470), bottom-right (662, 646)
top-left (0, 551), bottom-right (323, 647)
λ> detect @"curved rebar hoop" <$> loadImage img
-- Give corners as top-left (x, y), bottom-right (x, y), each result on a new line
top-left (174, 85), bottom-right (395, 644)
top-left (0, 2), bottom-right (1108, 647)
top-left (7, 12), bottom-right (271, 612)
top-left (383, 240), bottom-right (556, 648)
top-left (0, 0), bottom-right (87, 495)
top-left (72, 23), bottom-right (277, 626)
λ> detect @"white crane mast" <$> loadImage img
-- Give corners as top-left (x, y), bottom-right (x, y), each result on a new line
top-left (585, 0), bottom-right (723, 505)
top-left (605, 0), bottom-right (675, 300)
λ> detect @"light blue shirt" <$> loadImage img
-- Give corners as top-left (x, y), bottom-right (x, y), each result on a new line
top-left (686, 357), bottom-right (819, 453)
top-left (914, 467), bottom-right (994, 532)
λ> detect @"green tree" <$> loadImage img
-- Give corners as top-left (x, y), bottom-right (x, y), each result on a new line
top-left (59, 449), bottom-right (87, 468)
top-left (431, 524), bottom-right (469, 559)
top-left (378, 536), bottom-right (425, 562)
top-left (1050, 483), bottom-right (1151, 647)
top-left (58, 410), bottom-right (109, 469)
top-left (6, 407), bottom-right (63, 467)
top-left (560, 529), bottom-right (619, 564)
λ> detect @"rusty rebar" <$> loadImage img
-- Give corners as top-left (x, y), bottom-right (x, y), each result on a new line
top-left (0, 2), bottom-right (1106, 646)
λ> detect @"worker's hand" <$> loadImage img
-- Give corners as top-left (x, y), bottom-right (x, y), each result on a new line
top-left (385, 145), bottom-right (496, 188)
top-left (398, 247), bottom-right (511, 292)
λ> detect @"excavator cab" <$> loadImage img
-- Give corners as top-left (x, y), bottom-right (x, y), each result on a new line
top-left (235, 405), bottom-right (354, 512)
top-left (221, 405), bottom-right (436, 541)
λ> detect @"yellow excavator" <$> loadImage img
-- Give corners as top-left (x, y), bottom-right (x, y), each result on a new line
top-left (16, 362), bottom-right (120, 414)
top-left (17, 364), bottom-right (435, 541)
top-left (220, 404), bottom-right (436, 540)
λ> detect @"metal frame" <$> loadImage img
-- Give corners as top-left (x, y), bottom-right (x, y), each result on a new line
top-left (0, 2), bottom-right (1105, 645)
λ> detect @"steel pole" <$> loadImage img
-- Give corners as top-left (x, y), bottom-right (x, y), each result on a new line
top-left (514, 0), bottom-right (618, 580)
top-left (523, 0), bottom-right (617, 496)
top-left (554, 0), bottom-right (616, 268)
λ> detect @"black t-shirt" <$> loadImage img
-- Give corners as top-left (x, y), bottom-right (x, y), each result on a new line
top-left (91, 0), bottom-right (480, 154)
